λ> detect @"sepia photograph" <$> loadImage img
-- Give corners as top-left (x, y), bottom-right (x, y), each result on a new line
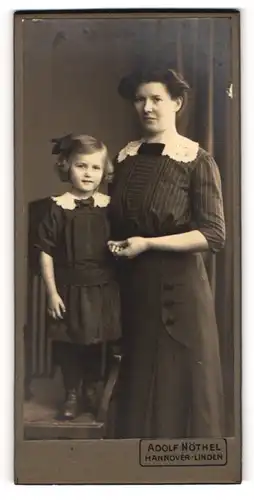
top-left (14, 9), bottom-right (241, 484)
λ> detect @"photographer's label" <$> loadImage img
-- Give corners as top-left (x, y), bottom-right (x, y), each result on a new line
top-left (139, 438), bottom-right (227, 467)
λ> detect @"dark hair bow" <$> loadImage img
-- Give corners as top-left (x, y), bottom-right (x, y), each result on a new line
top-left (51, 134), bottom-right (73, 155)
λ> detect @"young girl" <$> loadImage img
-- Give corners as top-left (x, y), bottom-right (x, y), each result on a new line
top-left (35, 134), bottom-right (121, 420)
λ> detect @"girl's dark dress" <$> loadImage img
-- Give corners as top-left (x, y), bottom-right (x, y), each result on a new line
top-left (109, 141), bottom-right (226, 438)
top-left (36, 192), bottom-right (121, 347)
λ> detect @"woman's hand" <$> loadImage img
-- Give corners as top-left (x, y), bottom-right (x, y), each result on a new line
top-left (47, 292), bottom-right (66, 319)
top-left (108, 237), bottom-right (149, 259)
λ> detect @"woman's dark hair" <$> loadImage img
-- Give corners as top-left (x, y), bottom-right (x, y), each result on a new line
top-left (118, 67), bottom-right (190, 106)
top-left (51, 134), bottom-right (113, 183)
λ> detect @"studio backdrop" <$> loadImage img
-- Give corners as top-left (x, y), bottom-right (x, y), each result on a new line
top-left (23, 16), bottom-right (234, 435)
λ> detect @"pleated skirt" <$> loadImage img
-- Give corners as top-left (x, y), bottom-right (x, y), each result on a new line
top-left (47, 279), bottom-right (122, 345)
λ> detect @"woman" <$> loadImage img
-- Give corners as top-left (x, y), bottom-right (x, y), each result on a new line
top-left (108, 67), bottom-right (226, 439)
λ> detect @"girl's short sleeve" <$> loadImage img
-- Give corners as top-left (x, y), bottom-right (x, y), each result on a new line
top-left (35, 200), bottom-right (61, 256)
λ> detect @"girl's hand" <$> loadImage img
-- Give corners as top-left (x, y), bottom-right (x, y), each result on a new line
top-left (108, 237), bottom-right (149, 259)
top-left (47, 293), bottom-right (66, 319)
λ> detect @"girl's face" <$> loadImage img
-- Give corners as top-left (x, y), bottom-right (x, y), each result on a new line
top-left (69, 151), bottom-right (104, 195)
top-left (134, 82), bottom-right (182, 135)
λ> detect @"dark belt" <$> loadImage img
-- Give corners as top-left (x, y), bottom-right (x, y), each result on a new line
top-left (55, 267), bottom-right (115, 286)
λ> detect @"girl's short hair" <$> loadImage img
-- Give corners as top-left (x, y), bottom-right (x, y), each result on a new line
top-left (51, 134), bottom-right (113, 183)
top-left (118, 66), bottom-right (190, 110)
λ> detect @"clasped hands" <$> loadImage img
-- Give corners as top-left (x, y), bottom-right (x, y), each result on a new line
top-left (108, 237), bottom-right (149, 259)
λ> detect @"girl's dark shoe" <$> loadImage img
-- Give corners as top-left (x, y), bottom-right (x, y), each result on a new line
top-left (58, 389), bottom-right (79, 420)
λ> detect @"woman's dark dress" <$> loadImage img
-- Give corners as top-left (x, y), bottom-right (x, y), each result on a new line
top-left (109, 143), bottom-right (226, 438)
top-left (36, 195), bottom-right (121, 346)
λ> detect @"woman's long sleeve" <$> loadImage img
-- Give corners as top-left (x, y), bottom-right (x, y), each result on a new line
top-left (190, 153), bottom-right (226, 252)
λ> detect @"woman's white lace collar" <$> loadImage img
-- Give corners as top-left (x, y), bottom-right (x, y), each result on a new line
top-left (51, 191), bottom-right (110, 210)
top-left (117, 135), bottom-right (199, 164)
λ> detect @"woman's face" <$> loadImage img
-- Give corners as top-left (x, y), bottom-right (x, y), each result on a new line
top-left (134, 82), bottom-right (182, 135)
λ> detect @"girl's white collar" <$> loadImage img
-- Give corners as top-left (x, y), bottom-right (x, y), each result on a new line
top-left (117, 135), bottom-right (199, 164)
top-left (51, 191), bottom-right (110, 210)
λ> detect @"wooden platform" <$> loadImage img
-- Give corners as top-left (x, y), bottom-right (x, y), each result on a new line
top-left (23, 369), bottom-right (108, 440)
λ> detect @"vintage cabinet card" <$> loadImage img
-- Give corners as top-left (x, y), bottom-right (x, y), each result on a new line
top-left (14, 9), bottom-right (241, 484)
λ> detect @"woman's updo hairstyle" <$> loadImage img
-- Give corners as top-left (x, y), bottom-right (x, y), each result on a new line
top-left (118, 66), bottom-right (190, 111)
top-left (51, 133), bottom-right (113, 183)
